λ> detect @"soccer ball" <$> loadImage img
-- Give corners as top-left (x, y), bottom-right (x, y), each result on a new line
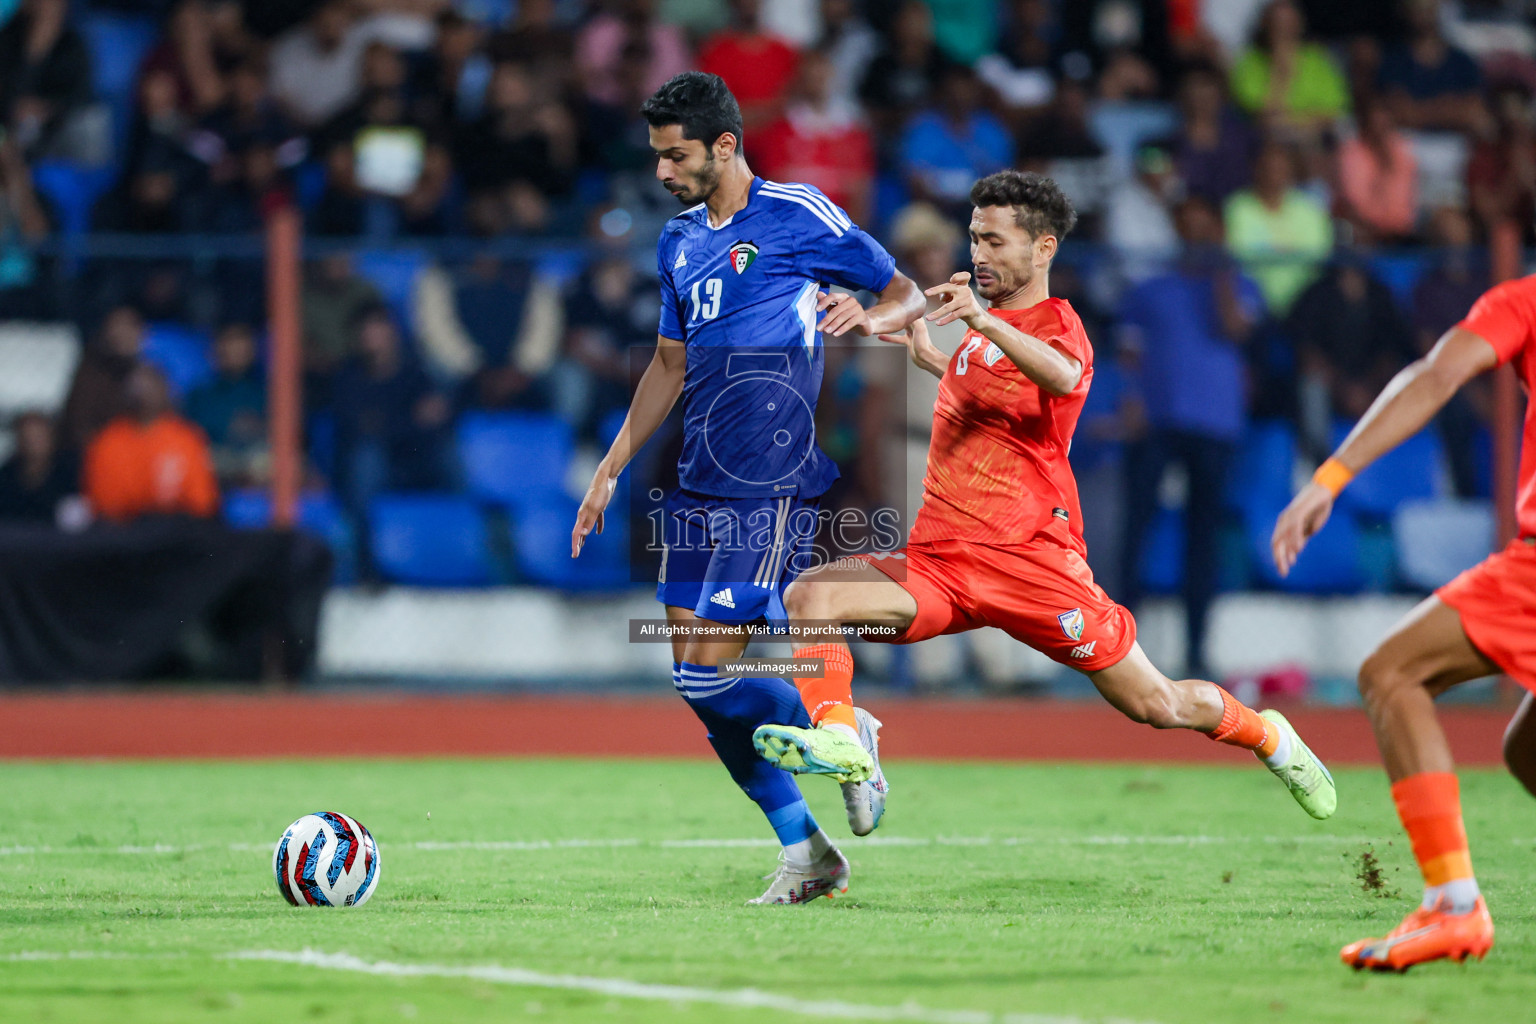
top-left (272, 812), bottom-right (381, 907)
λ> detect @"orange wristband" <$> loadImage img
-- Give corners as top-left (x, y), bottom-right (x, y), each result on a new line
top-left (1312, 457), bottom-right (1354, 497)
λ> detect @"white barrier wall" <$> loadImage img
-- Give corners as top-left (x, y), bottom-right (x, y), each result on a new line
top-left (319, 589), bottom-right (674, 679)
top-left (318, 588), bottom-right (1422, 685)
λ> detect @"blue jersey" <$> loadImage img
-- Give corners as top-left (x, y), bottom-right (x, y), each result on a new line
top-left (657, 177), bottom-right (897, 499)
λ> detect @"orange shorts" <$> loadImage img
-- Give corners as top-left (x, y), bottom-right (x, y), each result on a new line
top-left (1437, 538), bottom-right (1536, 693)
top-left (854, 539), bottom-right (1136, 672)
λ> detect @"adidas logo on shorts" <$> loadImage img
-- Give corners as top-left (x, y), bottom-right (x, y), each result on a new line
top-left (710, 588), bottom-right (736, 609)
top-left (1069, 641), bottom-right (1097, 659)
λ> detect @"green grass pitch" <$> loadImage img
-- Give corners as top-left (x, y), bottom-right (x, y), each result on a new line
top-left (3, 758), bottom-right (1534, 1024)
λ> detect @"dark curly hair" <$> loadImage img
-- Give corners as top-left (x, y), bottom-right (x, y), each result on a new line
top-left (640, 72), bottom-right (744, 151)
top-left (969, 170), bottom-right (1078, 242)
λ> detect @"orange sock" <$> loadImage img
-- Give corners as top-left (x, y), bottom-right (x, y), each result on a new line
top-left (794, 643), bottom-right (856, 731)
top-left (1208, 686), bottom-right (1278, 756)
top-left (1393, 772), bottom-right (1476, 892)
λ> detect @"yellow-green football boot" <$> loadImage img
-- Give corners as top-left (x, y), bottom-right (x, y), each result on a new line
top-left (752, 723), bottom-right (872, 783)
top-left (1260, 709), bottom-right (1337, 820)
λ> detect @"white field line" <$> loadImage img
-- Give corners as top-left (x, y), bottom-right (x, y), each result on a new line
top-left (3, 948), bottom-right (1158, 1024)
top-left (227, 948), bottom-right (1156, 1024)
top-left (0, 834), bottom-right (1393, 858)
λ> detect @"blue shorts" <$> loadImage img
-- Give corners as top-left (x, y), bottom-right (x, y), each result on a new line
top-left (656, 489), bottom-right (822, 624)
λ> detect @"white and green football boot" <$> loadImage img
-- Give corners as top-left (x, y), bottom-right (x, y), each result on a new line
top-left (840, 708), bottom-right (888, 836)
top-left (752, 722), bottom-right (872, 783)
top-left (1260, 709), bottom-right (1337, 820)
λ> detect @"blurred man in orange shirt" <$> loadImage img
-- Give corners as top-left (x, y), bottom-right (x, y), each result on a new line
top-left (84, 363), bottom-right (219, 522)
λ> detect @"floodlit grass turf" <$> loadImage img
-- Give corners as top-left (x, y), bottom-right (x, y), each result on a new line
top-left (3, 760), bottom-right (1534, 1024)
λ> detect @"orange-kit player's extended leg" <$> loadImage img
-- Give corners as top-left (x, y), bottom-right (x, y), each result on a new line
top-left (779, 553), bottom-right (1337, 822)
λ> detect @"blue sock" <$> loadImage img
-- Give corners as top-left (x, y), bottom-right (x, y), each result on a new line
top-left (763, 800), bottom-right (818, 847)
top-left (673, 662), bottom-right (820, 851)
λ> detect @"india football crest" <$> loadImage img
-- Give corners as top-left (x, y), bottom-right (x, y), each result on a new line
top-left (729, 241), bottom-right (759, 274)
top-left (1057, 607), bottom-right (1085, 641)
top-left (983, 342), bottom-right (1004, 365)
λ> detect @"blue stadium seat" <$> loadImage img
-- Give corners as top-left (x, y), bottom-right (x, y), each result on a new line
top-left (370, 494), bottom-right (495, 586)
top-left (1132, 510), bottom-right (1258, 595)
top-left (222, 489), bottom-right (358, 584)
top-left (29, 161), bottom-right (116, 236)
top-left (1332, 421), bottom-right (1446, 520)
top-left (1356, 521), bottom-right (1398, 591)
top-left (513, 496), bottom-right (632, 591)
top-left (142, 322), bottom-right (213, 396)
top-left (1392, 498), bottom-right (1495, 590)
top-left (295, 494), bottom-right (355, 574)
top-left (457, 412), bottom-right (574, 509)
top-left (78, 12), bottom-right (159, 155)
top-left (1248, 504), bottom-right (1366, 594)
top-left (1225, 420), bottom-right (1297, 515)
top-left (353, 249), bottom-right (428, 328)
top-left (1137, 506), bottom-right (1183, 594)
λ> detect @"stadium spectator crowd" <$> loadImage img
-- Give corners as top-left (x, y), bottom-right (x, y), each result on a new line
top-left (0, 0), bottom-right (1530, 663)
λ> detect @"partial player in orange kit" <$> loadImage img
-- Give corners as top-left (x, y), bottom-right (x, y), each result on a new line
top-left (1272, 274), bottom-right (1536, 971)
top-left (751, 170), bottom-right (1338, 826)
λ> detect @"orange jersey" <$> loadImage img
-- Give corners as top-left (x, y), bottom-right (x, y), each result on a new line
top-left (85, 414), bottom-right (219, 522)
top-left (1458, 274), bottom-right (1536, 538)
top-left (909, 298), bottom-right (1094, 552)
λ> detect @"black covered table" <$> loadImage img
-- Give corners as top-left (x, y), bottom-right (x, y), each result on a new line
top-left (0, 517), bottom-right (331, 682)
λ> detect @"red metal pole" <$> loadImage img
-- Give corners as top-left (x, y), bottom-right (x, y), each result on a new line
top-left (1489, 220), bottom-right (1521, 547)
top-left (265, 205), bottom-right (303, 529)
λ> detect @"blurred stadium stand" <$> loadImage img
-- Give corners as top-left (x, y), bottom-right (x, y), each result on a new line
top-left (0, 0), bottom-right (1525, 690)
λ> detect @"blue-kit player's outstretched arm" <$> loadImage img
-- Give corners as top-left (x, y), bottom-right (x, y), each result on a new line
top-left (570, 72), bottom-right (922, 903)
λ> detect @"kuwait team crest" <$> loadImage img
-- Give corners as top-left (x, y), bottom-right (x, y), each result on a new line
top-left (729, 241), bottom-right (758, 274)
top-left (1057, 608), bottom-right (1085, 641)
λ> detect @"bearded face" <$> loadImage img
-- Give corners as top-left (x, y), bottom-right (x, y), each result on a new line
top-left (649, 124), bottom-right (728, 206)
top-left (968, 205), bottom-right (1049, 304)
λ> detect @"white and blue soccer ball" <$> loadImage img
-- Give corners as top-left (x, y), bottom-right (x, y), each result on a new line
top-left (273, 812), bottom-right (381, 907)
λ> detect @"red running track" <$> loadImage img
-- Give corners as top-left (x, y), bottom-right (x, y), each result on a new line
top-left (0, 692), bottom-right (1513, 765)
